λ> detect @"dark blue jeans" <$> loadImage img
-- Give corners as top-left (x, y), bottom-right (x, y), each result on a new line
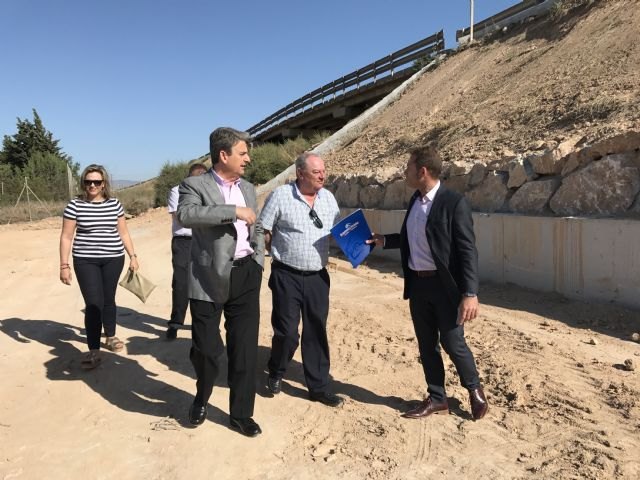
top-left (74, 255), bottom-right (125, 350)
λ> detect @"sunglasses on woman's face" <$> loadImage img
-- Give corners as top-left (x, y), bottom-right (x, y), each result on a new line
top-left (84, 179), bottom-right (104, 187)
top-left (309, 208), bottom-right (323, 229)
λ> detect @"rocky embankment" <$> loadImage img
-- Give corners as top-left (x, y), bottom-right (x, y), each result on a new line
top-left (327, 131), bottom-right (640, 217)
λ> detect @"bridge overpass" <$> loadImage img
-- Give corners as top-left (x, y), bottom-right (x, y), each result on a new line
top-left (247, 31), bottom-right (444, 143)
top-left (246, 1), bottom-right (558, 144)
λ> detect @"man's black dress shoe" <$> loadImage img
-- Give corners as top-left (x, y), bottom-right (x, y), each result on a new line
top-left (165, 327), bottom-right (177, 340)
top-left (230, 417), bottom-right (262, 437)
top-left (469, 386), bottom-right (489, 420)
top-left (189, 402), bottom-right (207, 426)
top-left (402, 397), bottom-right (449, 419)
top-left (267, 376), bottom-right (282, 395)
top-left (309, 391), bottom-right (344, 407)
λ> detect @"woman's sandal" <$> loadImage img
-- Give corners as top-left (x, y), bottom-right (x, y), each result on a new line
top-left (105, 336), bottom-right (125, 352)
top-left (80, 351), bottom-right (102, 370)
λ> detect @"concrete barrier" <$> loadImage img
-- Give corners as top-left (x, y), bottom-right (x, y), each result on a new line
top-left (349, 208), bottom-right (640, 310)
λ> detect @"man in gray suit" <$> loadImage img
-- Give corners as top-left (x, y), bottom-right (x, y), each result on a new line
top-left (177, 127), bottom-right (264, 437)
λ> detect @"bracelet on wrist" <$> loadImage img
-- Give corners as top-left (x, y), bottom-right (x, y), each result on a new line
top-left (60, 265), bottom-right (70, 270)
top-left (130, 253), bottom-right (137, 258)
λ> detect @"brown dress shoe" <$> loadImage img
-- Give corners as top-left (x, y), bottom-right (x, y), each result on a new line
top-left (402, 397), bottom-right (449, 419)
top-left (469, 387), bottom-right (489, 420)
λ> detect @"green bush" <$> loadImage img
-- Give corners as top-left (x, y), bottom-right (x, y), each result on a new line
top-left (154, 161), bottom-right (191, 207)
top-left (245, 133), bottom-right (330, 185)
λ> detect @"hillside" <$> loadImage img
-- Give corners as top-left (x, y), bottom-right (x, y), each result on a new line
top-left (325, 0), bottom-right (640, 178)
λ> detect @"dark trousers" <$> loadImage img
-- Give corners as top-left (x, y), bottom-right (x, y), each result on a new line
top-left (268, 263), bottom-right (331, 393)
top-left (74, 255), bottom-right (125, 350)
top-left (189, 259), bottom-right (262, 419)
top-left (408, 273), bottom-right (480, 402)
top-left (170, 236), bottom-right (191, 325)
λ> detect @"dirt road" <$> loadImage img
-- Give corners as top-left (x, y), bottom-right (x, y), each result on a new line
top-left (1, 208), bottom-right (638, 479)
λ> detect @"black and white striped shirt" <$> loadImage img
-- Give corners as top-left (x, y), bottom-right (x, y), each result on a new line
top-left (63, 198), bottom-right (125, 258)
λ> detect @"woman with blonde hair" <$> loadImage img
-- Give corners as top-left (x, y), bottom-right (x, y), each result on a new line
top-left (59, 164), bottom-right (139, 369)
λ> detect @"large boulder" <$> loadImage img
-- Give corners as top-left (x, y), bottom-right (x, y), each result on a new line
top-left (507, 156), bottom-right (538, 188)
top-left (443, 174), bottom-right (469, 194)
top-left (562, 132), bottom-right (640, 176)
top-left (382, 179), bottom-right (413, 209)
top-left (443, 160), bottom-right (474, 178)
top-left (561, 148), bottom-right (600, 176)
top-left (468, 163), bottom-right (487, 188)
top-left (486, 157), bottom-right (512, 173)
top-left (549, 155), bottom-right (640, 216)
top-left (529, 149), bottom-right (566, 175)
top-left (587, 132), bottom-right (640, 158)
top-left (334, 177), bottom-right (360, 207)
top-left (359, 184), bottom-right (385, 208)
top-left (509, 178), bottom-right (561, 214)
top-left (466, 172), bottom-right (509, 212)
top-left (629, 193), bottom-right (640, 217)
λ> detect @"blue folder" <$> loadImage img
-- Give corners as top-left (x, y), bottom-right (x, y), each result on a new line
top-left (330, 209), bottom-right (374, 268)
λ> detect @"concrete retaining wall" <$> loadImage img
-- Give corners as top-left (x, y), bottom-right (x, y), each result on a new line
top-left (351, 209), bottom-right (640, 310)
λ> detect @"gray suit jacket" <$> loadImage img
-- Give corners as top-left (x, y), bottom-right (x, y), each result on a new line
top-left (176, 171), bottom-right (264, 304)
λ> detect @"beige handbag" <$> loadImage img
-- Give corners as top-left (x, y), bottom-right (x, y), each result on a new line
top-left (119, 270), bottom-right (156, 303)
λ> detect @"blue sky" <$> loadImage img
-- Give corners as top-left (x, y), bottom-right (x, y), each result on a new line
top-left (1, 0), bottom-right (516, 181)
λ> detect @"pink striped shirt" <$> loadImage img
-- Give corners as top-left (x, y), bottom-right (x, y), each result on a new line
top-left (211, 170), bottom-right (253, 259)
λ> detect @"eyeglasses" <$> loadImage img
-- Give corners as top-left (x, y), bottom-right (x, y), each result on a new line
top-left (309, 208), bottom-right (323, 229)
top-left (84, 179), bottom-right (104, 187)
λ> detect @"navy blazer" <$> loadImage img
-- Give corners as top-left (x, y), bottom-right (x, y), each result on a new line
top-left (384, 185), bottom-right (479, 306)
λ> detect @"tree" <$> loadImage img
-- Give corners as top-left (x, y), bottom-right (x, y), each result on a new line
top-left (1, 109), bottom-right (78, 175)
top-left (21, 151), bottom-right (69, 201)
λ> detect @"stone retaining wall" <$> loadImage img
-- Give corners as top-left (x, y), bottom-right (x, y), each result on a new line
top-left (327, 132), bottom-right (640, 217)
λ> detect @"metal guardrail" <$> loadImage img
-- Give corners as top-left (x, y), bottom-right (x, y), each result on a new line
top-left (456, 0), bottom-right (552, 42)
top-left (248, 30), bottom-right (444, 138)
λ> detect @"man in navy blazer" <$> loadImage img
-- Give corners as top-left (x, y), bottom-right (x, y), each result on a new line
top-left (369, 145), bottom-right (488, 420)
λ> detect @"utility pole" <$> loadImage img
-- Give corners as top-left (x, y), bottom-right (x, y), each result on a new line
top-left (470, 0), bottom-right (475, 42)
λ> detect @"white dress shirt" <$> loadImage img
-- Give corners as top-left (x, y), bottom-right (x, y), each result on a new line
top-left (168, 185), bottom-right (192, 237)
top-left (407, 181), bottom-right (440, 271)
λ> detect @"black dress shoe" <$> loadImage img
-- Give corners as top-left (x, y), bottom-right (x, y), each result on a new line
top-left (189, 402), bottom-right (207, 426)
top-left (165, 327), bottom-right (177, 340)
top-left (402, 397), bottom-right (449, 419)
top-left (469, 386), bottom-right (489, 420)
top-left (230, 417), bottom-right (262, 437)
top-left (267, 376), bottom-right (282, 395)
top-left (309, 391), bottom-right (344, 407)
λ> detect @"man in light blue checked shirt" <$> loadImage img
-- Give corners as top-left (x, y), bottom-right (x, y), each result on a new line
top-left (259, 151), bottom-right (343, 407)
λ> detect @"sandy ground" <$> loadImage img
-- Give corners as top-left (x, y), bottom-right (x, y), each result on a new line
top-left (1, 207), bottom-right (639, 480)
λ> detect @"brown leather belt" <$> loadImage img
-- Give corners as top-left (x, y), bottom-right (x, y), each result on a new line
top-left (412, 270), bottom-right (437, 277)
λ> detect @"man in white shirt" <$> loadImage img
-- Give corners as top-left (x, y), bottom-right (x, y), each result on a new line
top-left (166, 163), bottom-right (207, 340)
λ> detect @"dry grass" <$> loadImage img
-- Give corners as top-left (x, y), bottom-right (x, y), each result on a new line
top-left (115, 180), bottom-right (157, 216)
top-left (0, 200), bottom-right (66, 224)
top-left (550, 0), bottom-right (596, 20)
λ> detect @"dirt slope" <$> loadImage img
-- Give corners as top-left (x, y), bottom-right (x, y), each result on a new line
top-left (326, 0), bottom-right (640, 175)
